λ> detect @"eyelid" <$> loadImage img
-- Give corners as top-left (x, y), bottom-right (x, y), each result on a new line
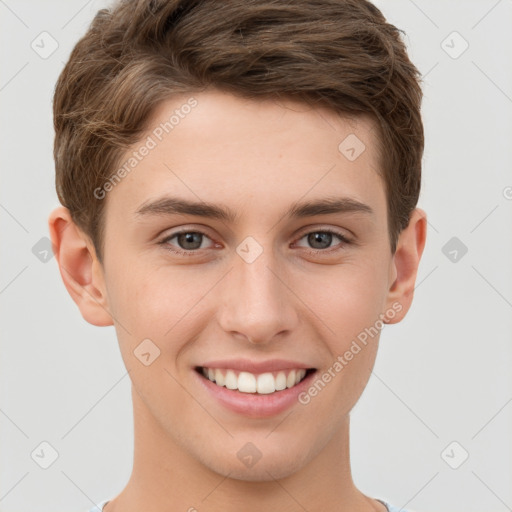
top-left (158, 223), bottom-right (216, 241)
top-left (294, 224), bottom-right (352, 242)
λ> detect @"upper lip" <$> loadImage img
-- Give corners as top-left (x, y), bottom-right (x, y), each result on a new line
top-left (197, 358), bottom-right (316, 374)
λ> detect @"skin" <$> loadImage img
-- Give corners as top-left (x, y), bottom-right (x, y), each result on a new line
top-left (49, 88), bottom-right (426, 512)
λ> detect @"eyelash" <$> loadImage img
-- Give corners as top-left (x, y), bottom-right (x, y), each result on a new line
top-left (158, 228), bottom-right (352, 256)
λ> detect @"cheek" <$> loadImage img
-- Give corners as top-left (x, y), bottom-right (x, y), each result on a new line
top-left (295, 264), bottom-right (386, 416)
top-left (105, 262), bottom-right (214, 353)
top-left (105, 266), bottom-right (208, 407)
top-left (294, 257), bottom-right (389, 347)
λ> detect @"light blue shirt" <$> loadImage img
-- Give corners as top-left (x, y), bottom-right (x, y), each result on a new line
top-left (87, 498), bottom-right (414, 511)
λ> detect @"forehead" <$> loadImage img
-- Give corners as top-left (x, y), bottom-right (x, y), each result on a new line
top-left (106, 89), bottom-right (386, 222)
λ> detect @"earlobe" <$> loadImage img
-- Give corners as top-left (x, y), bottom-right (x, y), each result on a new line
top-left (383, 208), bottom-right (427, 324)
top-left (48, 206), bottom-right (113, 327)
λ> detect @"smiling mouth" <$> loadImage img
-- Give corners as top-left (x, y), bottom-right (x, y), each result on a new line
top-left (195, 366), bottom-right (316, 395)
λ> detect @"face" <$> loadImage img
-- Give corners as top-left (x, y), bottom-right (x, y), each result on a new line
top-left (96, 89), bottom-right (400, 480)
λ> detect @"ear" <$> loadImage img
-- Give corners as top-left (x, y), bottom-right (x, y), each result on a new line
top-left (383, 208), bottom-right (427, 324)
top-left (48, 206), bottom-right (113, 327)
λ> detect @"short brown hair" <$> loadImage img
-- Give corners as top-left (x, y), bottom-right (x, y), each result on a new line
top-left (53, 0), bottom-right (424, 262)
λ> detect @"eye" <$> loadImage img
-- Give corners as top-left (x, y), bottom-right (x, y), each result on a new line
top-left (160, 230), bottom-right (215, 253)
top-left (295, 229), bottom-right (350, 251)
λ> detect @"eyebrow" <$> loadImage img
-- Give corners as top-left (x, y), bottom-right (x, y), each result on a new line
top-left (134, 195), bottom-right (374, 222)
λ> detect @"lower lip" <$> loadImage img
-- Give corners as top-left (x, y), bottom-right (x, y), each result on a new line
top-left (194, 369), bottom-right (317, 418)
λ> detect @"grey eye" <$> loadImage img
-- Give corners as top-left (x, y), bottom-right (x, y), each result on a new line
top-left (307, 232), bottom-right (333, 249)
top-left (176, 232), bottom-right (204, 250)
top-left (295, 230), bottom-right (349, 251)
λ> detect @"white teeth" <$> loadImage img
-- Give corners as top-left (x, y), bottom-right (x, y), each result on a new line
top-left (238, 372), bottom-right (257, 393)
top-left (214, 368), bottom-right (225, 386)
top-left (295, 369), bottom-right (306, 385)
top-left (256, 373), bottom-right (275, 394)
top-left (225, 370), bottom-right (238, 390)
top-left (286, 370), bottom-right (296, 389)
top-left (201, 367), bottom-right (309, 394)
top-left (275, 371), bottom-right (287, 391)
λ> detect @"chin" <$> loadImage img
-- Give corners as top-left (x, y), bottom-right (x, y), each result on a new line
top-left (210, 459), bottom-right (303, 482)
top-left (196, 443), bottom-right (312, 482)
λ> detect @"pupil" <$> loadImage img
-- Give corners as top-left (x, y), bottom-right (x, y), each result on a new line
top-left (308, 232), bottom-right (332, 249)
top-left (178, 232), bottom-right (202, 250)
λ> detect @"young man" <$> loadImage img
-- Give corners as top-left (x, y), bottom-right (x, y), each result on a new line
top-left (49, 1), bottom-right (426, 511)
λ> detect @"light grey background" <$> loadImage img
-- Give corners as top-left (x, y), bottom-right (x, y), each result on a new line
top-left (1, 1), bottom-right (511, 511)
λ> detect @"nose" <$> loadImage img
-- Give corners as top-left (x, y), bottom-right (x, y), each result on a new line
top-left (216, 250), bottom-right (299, 345)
